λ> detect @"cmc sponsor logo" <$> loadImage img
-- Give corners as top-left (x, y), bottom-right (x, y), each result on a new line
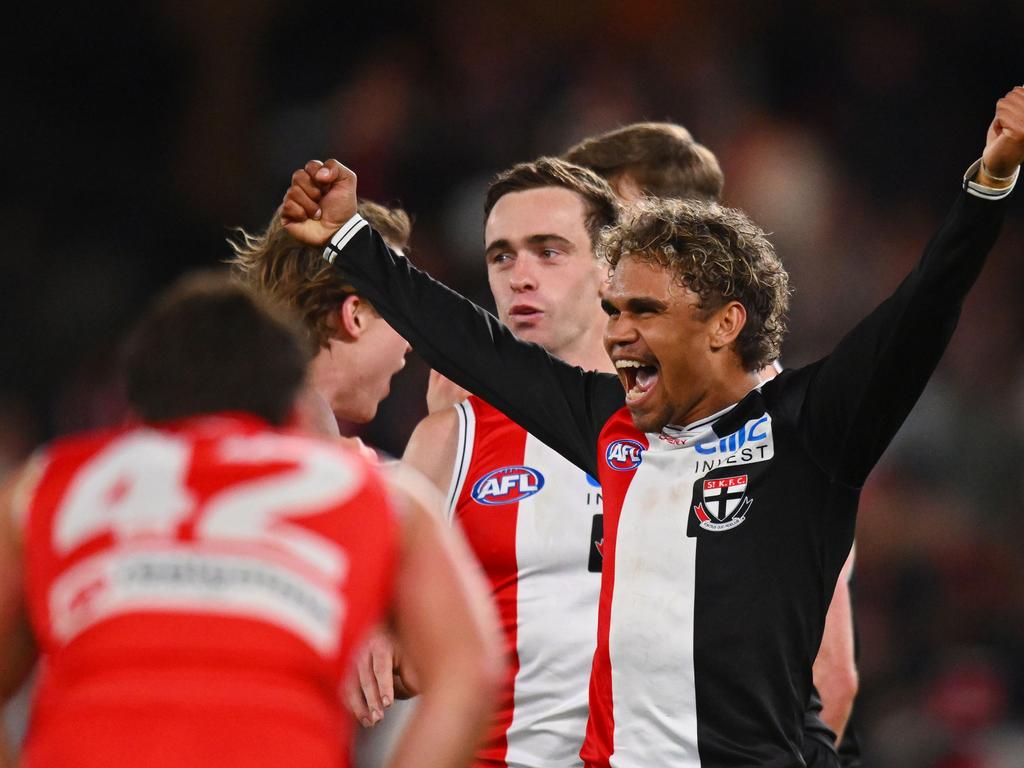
top-left (471, 466), bottom-right (545, 506)
top-left (605, 439), bottom-right (645, 471)
top-left (694, 415), bottom-right (769, 455)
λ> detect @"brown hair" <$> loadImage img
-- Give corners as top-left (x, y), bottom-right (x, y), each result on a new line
top-left (484, 157), bottom-right (620, 247)
top-left (599, 197), bottom-right (788, 370)
top-left (124, 271), bottom-right (309, 426)
top-left (229, 200), bottom-right (412, 350)
top-left (564, 122), bottom-right (724, 202)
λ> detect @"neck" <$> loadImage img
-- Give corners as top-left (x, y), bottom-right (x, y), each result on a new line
top-left (550, 319), bottom-right (615, 373)
top-left (672, 369), bottom-right (762, 430)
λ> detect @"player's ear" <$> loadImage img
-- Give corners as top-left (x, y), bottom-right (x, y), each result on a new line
top-left (709, 301), bottom-right (746, 351)
top-left (610, 173), bottom-right (644, 204)
top-left (337, 294), bottom-right (366, 340)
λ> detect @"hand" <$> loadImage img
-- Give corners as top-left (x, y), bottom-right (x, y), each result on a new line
top-left (344, 628), bottom-right (419, 727)
top-left (426, 370), bottom-right (472, 413)
top-left (281, 159), bottom-right (359, 246)
top-left (981, 86), bottom-right (1024, 181)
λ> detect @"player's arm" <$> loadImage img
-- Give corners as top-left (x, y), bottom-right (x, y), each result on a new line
top-left (281, 161), bottom-right (624, 478)
top-left (345, 418), bottom-right (463, 725)
top-left (0, 462), bottom-right (42, 768)
top-left (788, 88), bottom-right (1022, 486)
top-left (813, 549), bottom-right (858, 743)
top-left (403, 408), bottom-right (462, 501)
top-left (382, 469), bottom-right (502, 768)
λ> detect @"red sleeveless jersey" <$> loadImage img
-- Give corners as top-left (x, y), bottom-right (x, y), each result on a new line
top-left (20, 413), bottom-right (399, 768)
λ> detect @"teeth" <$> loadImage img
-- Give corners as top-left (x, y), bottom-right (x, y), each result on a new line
top-left (615, 360), bottom-right (645, 369)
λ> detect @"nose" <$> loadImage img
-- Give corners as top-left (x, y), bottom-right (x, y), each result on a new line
top-left (509, 254), bottom-right (537, 292)
top-left (604, 312), bottom-right (638, 351)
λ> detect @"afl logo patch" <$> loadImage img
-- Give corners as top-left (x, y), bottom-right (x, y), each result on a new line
top-left (605, 439), bottom-right (645, 471)
top-left (471, 466), bottom-right (545, 506)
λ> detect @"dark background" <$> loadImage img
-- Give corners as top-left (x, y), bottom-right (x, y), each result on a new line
top-left (3, 2), bottom-right (1024, 765)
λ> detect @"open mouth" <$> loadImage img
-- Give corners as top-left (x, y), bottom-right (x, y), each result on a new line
top-left (615, 359), bottom-right (660, 404)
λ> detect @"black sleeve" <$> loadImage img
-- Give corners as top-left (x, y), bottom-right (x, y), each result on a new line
top-left (777, 189), bottom-right (1009, 487)
top-left (325, 219), bottom-right (625, 477)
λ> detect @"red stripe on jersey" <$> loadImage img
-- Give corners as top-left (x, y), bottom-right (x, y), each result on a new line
top-left (583, 408), bottom-right (648, 768)
top-left (456, 397), bottom-right (527, 768)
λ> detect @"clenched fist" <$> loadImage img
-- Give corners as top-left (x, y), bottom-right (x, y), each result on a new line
top-left (981, 86), bottom-right (1024, 183)
top-left (281, 159), bottom-right (359, 246)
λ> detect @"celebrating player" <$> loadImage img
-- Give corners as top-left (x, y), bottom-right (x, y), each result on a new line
top-left (0, 273), bottom-right (500, 768)
top-left (566, 121), bottom-right (859, 761)
top-left (280, 87), bottom-right (1022, 766)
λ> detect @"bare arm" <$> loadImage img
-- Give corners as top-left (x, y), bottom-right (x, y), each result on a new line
top-left (0, 462), bottom-right (41, 768)
top-left (344, 411), bottom-right (465, 724)
top-left (281, 160), bottom-right (624, 478)
top-left (813, 549), bottom-right (858, 743)
top-left (402, 409), bottom-right (461, 501)
top-left (383, 471), bottom-right (502, 768)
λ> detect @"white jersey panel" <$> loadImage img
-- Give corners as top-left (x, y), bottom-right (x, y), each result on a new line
top-left (608, 445), bottom-right (700, 768)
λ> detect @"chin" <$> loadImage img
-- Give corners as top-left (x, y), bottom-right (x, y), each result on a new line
top-left (334, 396), bottom-right (377, 425)
top-left (627, 406), bottom-right (668, 434)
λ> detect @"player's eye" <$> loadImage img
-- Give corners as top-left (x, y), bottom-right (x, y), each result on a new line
top-left (489, 252), bottom-right (513, 265)
top-left (541, 248), bottom-right (560, 258)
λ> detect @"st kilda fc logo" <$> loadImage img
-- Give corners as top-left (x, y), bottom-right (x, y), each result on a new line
top-left (692, 473), bottom-right (753, 532)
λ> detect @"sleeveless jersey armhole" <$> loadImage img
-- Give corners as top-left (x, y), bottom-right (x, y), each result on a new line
top-left (444, 400), bottom-right (475, 524)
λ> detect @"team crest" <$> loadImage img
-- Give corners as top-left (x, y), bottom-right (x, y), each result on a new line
top-left (692, 474), bottom-right (753, 531)
top-left (471, 466), bottom-right (545, 506)
top-left (605, 439), bottom-right (645, 471)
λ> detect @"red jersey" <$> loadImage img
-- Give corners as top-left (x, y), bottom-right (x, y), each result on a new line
top-left (20, 413), bottom-right (399, 768)
top-left (447, 397), bottom-right (602, 768)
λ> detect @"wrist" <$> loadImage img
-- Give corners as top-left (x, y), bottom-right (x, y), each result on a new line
top-left (979, 158), bottom-right (1019, 188)
top-left (323, 213), bottom-right (369, 265)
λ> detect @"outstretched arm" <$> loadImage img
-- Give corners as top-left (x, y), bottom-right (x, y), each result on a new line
top-left (280, 161), bottom-right (624, 477)
top-left (784, 88), bottom-right (1022, 487)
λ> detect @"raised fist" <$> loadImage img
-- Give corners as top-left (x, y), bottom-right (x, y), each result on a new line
top-left (982, 86), bottom-right (1024, 181)
top-left (281, 159), bottom-right (359, 246)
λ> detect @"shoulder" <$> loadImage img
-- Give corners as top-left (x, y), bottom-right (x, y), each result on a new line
top-left (409, 406), bottom-right (463, 446)
top-left (402, 407), bottom-right (463, 497)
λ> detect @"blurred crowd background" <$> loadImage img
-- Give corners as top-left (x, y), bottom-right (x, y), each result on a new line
top-left (4, 2), bottom-right (1024, 765)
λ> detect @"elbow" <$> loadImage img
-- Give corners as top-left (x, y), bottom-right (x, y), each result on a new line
top-left (822, 663), bottom-right (860, 712)
top-left (839, 665), bottom-right (860, 708)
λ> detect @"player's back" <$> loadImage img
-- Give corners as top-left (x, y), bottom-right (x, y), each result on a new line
top-left (20, 413), bottom-right (399, 768)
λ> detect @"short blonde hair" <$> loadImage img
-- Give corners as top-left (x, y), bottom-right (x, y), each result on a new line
top-left (229, 200), bottom-right (412, 350)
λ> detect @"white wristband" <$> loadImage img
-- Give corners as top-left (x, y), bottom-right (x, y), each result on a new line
top-left (963, 158), bottom-right (1018, 201)
top-left (322, 213), bottom-right (368, 264)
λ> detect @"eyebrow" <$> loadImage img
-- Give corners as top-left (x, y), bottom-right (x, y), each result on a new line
top-left (484, 234), bottom-right (575, 254)
top-left (602, 296), bottom-right (669, 314)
